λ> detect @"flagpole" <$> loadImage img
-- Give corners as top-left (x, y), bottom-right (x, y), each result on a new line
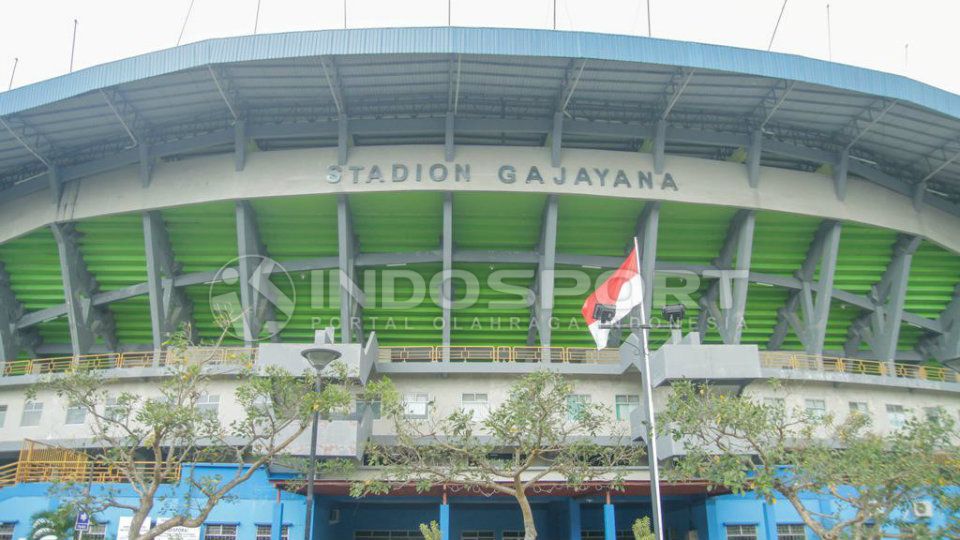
top-left (633, 236), bottom-right (664, 540)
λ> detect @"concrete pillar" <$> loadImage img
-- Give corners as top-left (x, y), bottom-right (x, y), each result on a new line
top-left (568, 499), bottom-right (581, 540)
top-left (271, 501), bottom-right (284, 540)
top-left (440, 502), bottom-right (450, 540)
top-left (761, 499), bottom-right (777, 540)
top-left (705, 499), bottom-right (722, 540)
top-left (603, 503), bottom-right (616, 540)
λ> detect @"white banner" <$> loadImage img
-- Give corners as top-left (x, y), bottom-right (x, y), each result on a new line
top-left (116, 517), bottom-right (150, 540)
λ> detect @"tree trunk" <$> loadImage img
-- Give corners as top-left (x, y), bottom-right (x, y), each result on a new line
top-left (129, 504), bottom-right (151, 540)
top-left (516, 492), bottom-right (538, 540)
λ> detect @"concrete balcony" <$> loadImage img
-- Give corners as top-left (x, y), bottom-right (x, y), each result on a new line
top-left (282, 407), bottom-right (375, 460)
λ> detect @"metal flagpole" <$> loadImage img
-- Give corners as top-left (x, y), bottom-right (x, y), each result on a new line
top-left (633, 236), bottom-right (664, 540)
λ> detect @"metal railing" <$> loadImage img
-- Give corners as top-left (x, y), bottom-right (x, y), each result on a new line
top-left (760, 352), bottom-right (960, 384)
top-left (1, 348), bottom-right (258, 378)
top-left (377, 346), bottom-right (620, 364)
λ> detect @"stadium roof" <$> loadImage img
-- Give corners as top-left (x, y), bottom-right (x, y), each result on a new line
top-left (1, 27), bottom-right (960, 212)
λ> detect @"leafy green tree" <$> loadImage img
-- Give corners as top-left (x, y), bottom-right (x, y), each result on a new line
top-left (658, 380), bottom-right (959, 540)
top-left (632, 516), bottom-right (655, 540)
top-left (29, 328), bottom-right (355, 540)
top-left (419, 521), bottom-right (442, 540)
top-left (352, 371), bottom-right (643, 540)
top-left (29, 507), bottom-right (75, 540)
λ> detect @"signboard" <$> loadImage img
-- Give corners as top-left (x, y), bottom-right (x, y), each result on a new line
top-left (155, 518), bottom-right (201, 540)
top-left (116, 517), bottom-right (151, 540)
top-left (74, 512), bottom-right (90, 532)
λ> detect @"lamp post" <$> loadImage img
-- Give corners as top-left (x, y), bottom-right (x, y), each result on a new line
top-left (300, 347), bottom-right (342, 540)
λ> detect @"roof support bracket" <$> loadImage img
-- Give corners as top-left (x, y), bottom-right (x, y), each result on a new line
top-left (747, 129), bottom-right (762, 188)
top-left (338, 194), bottom-right (362, 343)
top-left (338, 114), bottom-right (349, 166)
top-left (768, 220), bottom-right (841, 354)
top-left (833, 149), bottom-right (849, 201)
top-left (444, 112), bottom-right (455, 163)
top-left (527, 195), bottom-right (558, 359)
top-left (441, 192), bottom-right (453, 361)
top-left (698, 210), bottom-right (755, 344)
top-left (653, 119), bottom-right (667, 174)
top-left (0, 263), bottom-right (40, 362)
top-left (235, 201), bottom-right (280, 346)
top-left (48, 166), bottom-right (61, 205)
top-left (143, 211), bottom-right (194, 349)
top-left (844, 234), bottom-right (921, 363)
top-left (234, 120), bottom-right (246, 172)
top-left (551, 112), bottom-right (563, 167)
top-left (50, 222), bottom-right (117, 356)
top-left (139, 143), bottom-right (153, 187)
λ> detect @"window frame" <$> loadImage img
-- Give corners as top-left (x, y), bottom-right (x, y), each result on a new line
top-left (203, 524), bottom-right (238, 540)
top-left (566, 394), bottom-right (590, 420)
top-left (724, 524), bottom-right (758, 540)
top-left (886, 404), bottom-right (907, 429)
top-left (775, 523), bottom-right (805, 540)
top-left (20, 401), bottom-right (43, 427)
top-left (848, 401), bottom-right (869, 415)
top-left (402, 393), bottom-right (429, 419)
top-left (0, 522), bottom-right (15, 540)
top-left (0, 404), bottom-right (7, 427)
top-left (197, 393), bottom-right (221, 417)
top-left (615, 394), bottom-right (640, 421)
top-left (65, 403), bottom-right (86, 426)
top-left (460, 393), bottom-right (490, 421)
top-left (804, 399), bottom-right (827, 419)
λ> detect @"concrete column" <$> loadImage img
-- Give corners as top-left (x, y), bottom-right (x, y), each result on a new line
top-left (761, 499), bottom-right (777, 540)
top-left (568, 499), bottom-right (581, 540)
top-left (603, 503), bottom-right (616, 540)
top-left (440, 502), bottom-right (450, 540)
top-left (705, 499), bottom-right (722, 540)
top-left (271, 501), bottom-right (284, 540)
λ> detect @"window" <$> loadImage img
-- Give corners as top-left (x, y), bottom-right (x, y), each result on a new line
top-left (886, 404), bottom-right (907, 429)
top-left (615, 395), bottom-right (640, 420)
top-left (776, 524), bottom-right (805, 540)
top-left (0, 523), bottom-right (13, 540)
top-left (923, 407), bottom-right (942, 422)
top-left (81, 523), bottom-right (107, 540)
top-left (256, 525), bottom-right (289, 540)
top-left (461, 393), bottom-right (489, 421)
top-left (204, 524), bottom-right (237, 540)
top-left (460, 532), bottom-right (494, 540)
top-left (0, 405), bottom-right (6, 427)
top-left (356, 399), bottom-right (382, 420)
top-left (197, 394), bottom-right (220, 416)
top-left (105, 397), bottom-right (125, 422)
top-left (804, 399), bottom-right (826, 419)
top-left (725, 525), bottom-right (757, 540)
top-left (502, 534), bottom-right (524, 540)
top-left (65, 403), bottom-right (86, 425)
top-left (763, 397), bottom-right (785, 411)
top-left (21, 401), bottom-right (42, 426)
top-left (567, 394), bottom-right (590, 420)
top-left (849, 402), bottom-right (869, 415)
top-left (581, 531), bottom-right (633, 540)
top-left (403, 393), bottom-right (429, 419)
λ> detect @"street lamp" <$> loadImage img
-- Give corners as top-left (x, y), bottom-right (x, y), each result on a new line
top-left (299, 347), bottom-right (341, 540)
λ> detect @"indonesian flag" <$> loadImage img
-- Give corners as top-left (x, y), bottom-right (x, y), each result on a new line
top-left (581, 246), bottom-right (645, 348)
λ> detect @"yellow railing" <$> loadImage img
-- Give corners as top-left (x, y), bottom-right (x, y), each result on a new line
top-left (760, 352), bottom-right (960, 384)
top-left (1, 348), bottom-right (258, 378)
top-left (378, 346), bottom-right (620, 364)
top-left (0, 462), bottom-right (17, 487)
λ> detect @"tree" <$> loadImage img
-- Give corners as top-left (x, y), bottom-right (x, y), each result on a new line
top-left (419, 521), bottom-right (442, 540)
top-left (658, 380), bottom-right (959, 540)
top-left (29, 329), bottom-right (355, 540)
top-left (29, 507), bottom-right (75, 540)
top-left (632, 516), bottom-right (655, 540)
top-left (352, 371), bottom-right (644, 540)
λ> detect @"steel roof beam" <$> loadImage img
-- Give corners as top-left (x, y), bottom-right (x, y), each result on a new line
top-left (748, 80), bottom-right (796, 131)
top-left (235, 200), bottom-right (280, 346)
top-left (0, 262), bottom-right (40, 362)
top-left (143, 210), bottom-right (194, 350)
top-left (839, 98), bottom-right (897, 151)
top-left (441, 192), bottom-right (453, 361)
top-left (98, 90), bottom-right (138, 148)
top-left (548, 60), bottom-right (587, 167)
top-left (207, 66), bottom-right (240, 122)
top-left (768, 220), bottom-right (841, 354)
top-left (338, 194), bottom-right (361, 343)
top-left (49, 222), bottom-right (117, 356)
top-left (698, 210), bottom-right (756, 344)
top-left (844, 234), bottom-right (921, 364)
top-left (527, 195), bottom-right (558, 358)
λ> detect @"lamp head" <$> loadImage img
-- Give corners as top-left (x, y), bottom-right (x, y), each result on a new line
top-left (300, 347), bottom-right (342, 371)
top-left (661, 304), bottom-right (686, 327)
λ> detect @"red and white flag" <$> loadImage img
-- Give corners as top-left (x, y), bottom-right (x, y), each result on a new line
top-left (581, 245), bottom-right (645, 348)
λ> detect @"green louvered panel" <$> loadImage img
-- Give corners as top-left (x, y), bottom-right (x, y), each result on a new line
top-left (657, 203), bottom-right (738, 265)
top-left (556, 195), bottom-right (641, 255)
top-left (742, 285), bottom-right (791, 347)
top-left (455, 193), bottom-right (545, 250)
top-left (362, 264), bottom-right (442, 345)
top-left (273, 271), bottom-right (339, 343)
top-left (450, 263), bottom-right (533, 345)
top-left (352, 192), bottom-right (442, 252)
top-left (901, 240), bottom-right (960, 353)
top-left (251, 195), bottom-right (338, 260)
top-left (553, 265), bottom-right (608, 347)
top-left (76, 214), bottom-right (151, 345)
top-left (0, 228), bottom-right (70, 344)
top-left (163, 202), bottom-right (241, 344)
top-left (833, 224), bottom-right (896, 295)
top-left (824, 302), bottom-right (861, 351)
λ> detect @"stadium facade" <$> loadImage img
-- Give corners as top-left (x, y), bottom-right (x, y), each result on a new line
top-left (0, 26), bottom-right (959, 540)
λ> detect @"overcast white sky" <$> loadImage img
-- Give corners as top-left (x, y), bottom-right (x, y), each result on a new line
top-left (2, 0), bottom-right (959, 94)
